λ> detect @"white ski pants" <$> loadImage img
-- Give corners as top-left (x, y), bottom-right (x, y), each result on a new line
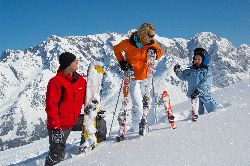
top-left (130, 79), bottom-right (151, 130)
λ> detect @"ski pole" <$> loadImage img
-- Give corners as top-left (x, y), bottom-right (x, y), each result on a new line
top-left (151, 72), bottom-right (158, 124)
top-left (108, 79), bottom-right (123, 137)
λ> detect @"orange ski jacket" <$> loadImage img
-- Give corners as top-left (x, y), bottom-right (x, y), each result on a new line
top-left (114, 35), bottom-right (163, 80)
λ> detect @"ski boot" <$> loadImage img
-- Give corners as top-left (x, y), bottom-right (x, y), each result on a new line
top-left (139, 118), bottom-right (149, 136)
top-left (116, 111), bottom-right (126, 142)
top-left (116, 134), bottom-right (125, 142)
top-left (192, 111), bottom-right (198, 122)
top-left (168, 115), bottom-right (177, 129)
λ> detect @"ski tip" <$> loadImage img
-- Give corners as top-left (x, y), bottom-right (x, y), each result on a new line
top-left (169, 122), bottom-right (176, 129)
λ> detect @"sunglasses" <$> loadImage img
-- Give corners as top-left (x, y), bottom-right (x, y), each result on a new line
top-left (148, 33), bottom-right (155, 38)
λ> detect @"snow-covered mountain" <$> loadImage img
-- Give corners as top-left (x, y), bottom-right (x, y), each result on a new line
top-left (0, 32), bottom-right (249, 151)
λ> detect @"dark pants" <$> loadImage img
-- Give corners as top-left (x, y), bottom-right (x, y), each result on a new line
top-left (45, 128), bottom-right (72, 166)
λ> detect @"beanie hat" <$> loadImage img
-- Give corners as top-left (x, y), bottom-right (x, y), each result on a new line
top-left (193, 48), bottom-right (206, 57)
top-left (59, 52), bottom-right (76, 70)
top-left (193, 47), bottom-right (210, 66)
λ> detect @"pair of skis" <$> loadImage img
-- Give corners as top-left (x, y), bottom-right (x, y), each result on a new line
top-left (116, 48), bottom-right (156, 140)
top-left (116, 48), bottom-right (177, 141)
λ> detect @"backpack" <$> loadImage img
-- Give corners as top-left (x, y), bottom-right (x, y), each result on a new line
top-left (95, 111), bottom-right (107, 143)
top-left (72, 112), bottom-right (107, 143)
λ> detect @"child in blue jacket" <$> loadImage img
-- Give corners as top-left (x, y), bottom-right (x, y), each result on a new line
top-left (174, 48), bottom-right (221, 121)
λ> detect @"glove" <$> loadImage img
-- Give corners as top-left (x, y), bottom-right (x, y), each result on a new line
top-left (119, 60), bottom-right (132, 71)
top-left (174, 64), bottom-right (181, 74)
top-left (147, 46), bottom-right (157, 54)
top-left (147, 46), bottom-right (157, 61)
top-left (191, 89), bottom-right (201, 99)
top-left (51, 129), bottom-right (63, 143)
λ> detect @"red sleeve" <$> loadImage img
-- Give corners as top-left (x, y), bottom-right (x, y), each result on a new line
top-left (45, 77), bottom-right (62, 129)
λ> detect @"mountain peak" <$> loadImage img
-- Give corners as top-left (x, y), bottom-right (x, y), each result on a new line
top-left (44, 35), bottom-right (63, 44)
top-left (193, 32), bottom-right (218, 43)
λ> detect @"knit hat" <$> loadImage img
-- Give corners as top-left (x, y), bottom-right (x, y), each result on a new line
top-left (59, 52), bottom-right (76, 70)
top-left (193, 47), bottom-right (210, 66)
top-left (193, 48), bottom-right (206, 57)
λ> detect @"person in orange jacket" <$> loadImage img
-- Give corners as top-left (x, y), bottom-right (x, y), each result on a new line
top-left (114, 23), bottom-right (163, 134)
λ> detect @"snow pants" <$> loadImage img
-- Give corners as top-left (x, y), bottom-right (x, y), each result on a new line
top-left (130, 79), bottom-right (150, 131)
top-left (198, 97), bottom-right (221, 115)
top-left (45, 128), bottom-right (72, 166)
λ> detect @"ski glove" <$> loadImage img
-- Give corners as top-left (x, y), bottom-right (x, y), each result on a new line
top-left (147, 46), bottom-right (157, 55)
top-left (174, 64), bottom-right (181, 74)
top-left (51, 129), bottom-right (64, 143)
top-left (191, 89), bottom-right (201, 99)
top-left (119, 60), bottom-right (132, 71)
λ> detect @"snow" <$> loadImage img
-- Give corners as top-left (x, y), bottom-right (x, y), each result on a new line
top-left (0, 79), bottom-right (249, 166)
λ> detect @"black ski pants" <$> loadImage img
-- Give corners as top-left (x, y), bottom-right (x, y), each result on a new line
top-left (44, 128), bottom-right (72, 166)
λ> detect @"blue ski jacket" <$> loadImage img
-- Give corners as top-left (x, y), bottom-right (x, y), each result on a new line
top-left (176, 66), bottom-right (213, 103)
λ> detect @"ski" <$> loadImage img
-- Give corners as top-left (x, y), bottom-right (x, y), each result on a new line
top-left (116, 69), bottom-right (131, 142)
top-left (139, 47), bottom-right (158, 136)
top-left (79, 63), bottom-right (104, 153)
top-left (162, 90), bottom-right (176, 129)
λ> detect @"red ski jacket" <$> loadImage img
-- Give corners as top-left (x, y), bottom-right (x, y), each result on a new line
top-left (45, 70), bottom-right (87, 129)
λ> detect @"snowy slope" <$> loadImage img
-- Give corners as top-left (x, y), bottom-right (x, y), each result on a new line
top-left (0, 79), bottom-right (249, 166)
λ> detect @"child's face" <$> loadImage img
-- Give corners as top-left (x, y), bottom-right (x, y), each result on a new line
top-left (193, 55), bottom-right (203, 67)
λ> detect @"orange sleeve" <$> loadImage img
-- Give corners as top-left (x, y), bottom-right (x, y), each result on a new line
top-left (154, 43), bottom-right (164, 60)
top-left (113, 40), bottom-right (127, 62)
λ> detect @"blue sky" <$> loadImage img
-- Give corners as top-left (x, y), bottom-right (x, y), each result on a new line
top-left (0, 0), bottom-right (249, 53)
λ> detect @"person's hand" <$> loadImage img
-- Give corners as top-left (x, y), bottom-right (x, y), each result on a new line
top-left (147, 46), bottom-right (157, 55)
top-left (51, 129), bottom-right (63, 143)
top-left (174, 64), bottom-right (181, 74)
top-left (119, 60), bottom-right (132, 71)
top-left (191, 89), bottom-right (201, 99)
top-left (147, 46), bottom-right (157, 61)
